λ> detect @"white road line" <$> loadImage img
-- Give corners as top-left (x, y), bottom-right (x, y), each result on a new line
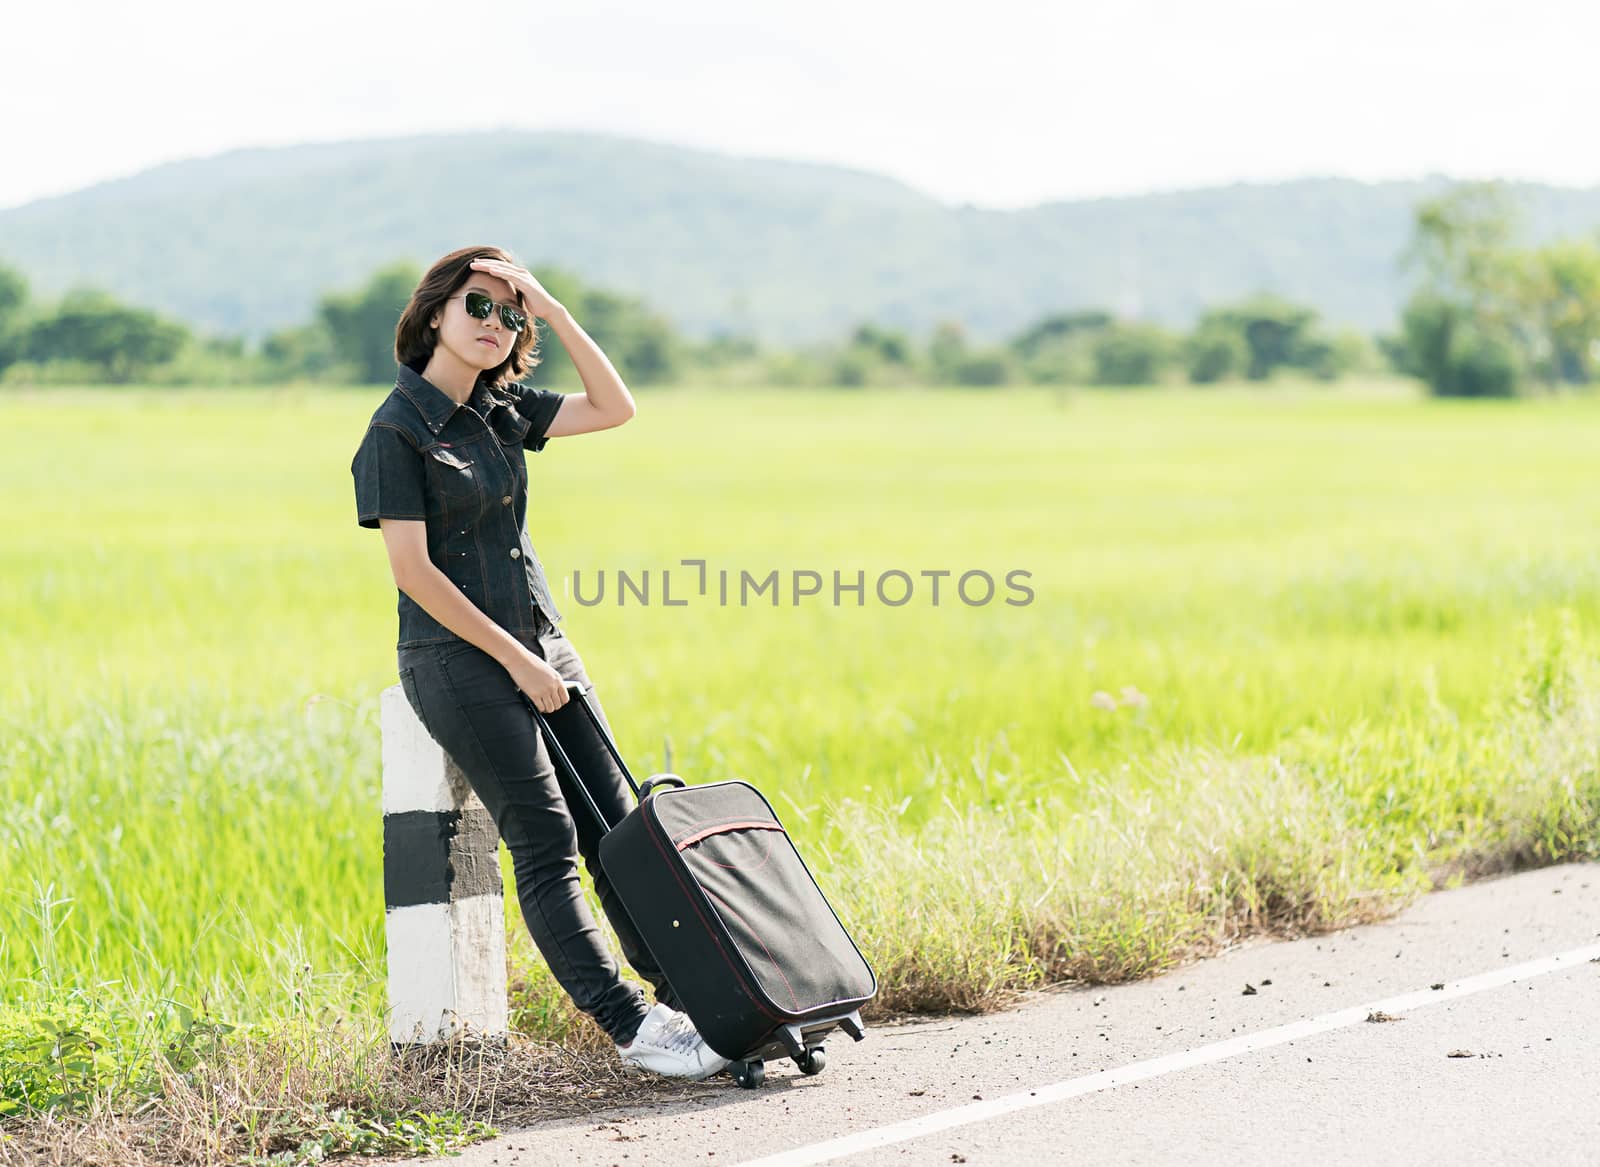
top-left (735, 940), bottom-right (1600, 1167)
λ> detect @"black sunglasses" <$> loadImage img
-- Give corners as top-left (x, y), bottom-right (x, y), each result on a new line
top-left (453, 291), bottom-right (528, 333)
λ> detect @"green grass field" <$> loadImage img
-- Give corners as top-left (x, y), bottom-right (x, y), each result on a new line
top-left (3, 379), bottom-right (1599, 1132)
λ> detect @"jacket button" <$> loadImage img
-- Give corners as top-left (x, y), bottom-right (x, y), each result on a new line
top-left (502, 495), bottom-right (512, 505)
top-left (510, 548), bottom-right (521, 559)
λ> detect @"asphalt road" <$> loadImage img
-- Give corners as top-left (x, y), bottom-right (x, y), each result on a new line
top-left (430, 861), bottom-right (1600, 1167)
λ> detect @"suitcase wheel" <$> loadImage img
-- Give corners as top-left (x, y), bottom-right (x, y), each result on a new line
top-left (729, 1058), bottom-right (765, 1089)
top-left (796, 1046), bottom-right (826, 1076)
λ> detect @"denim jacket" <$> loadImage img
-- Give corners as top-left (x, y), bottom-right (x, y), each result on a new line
top-left (352, 362), bottom-right (568, 650)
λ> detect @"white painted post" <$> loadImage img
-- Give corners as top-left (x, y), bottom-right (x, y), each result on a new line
top-left (380, 683), bottom-right (509, 1046)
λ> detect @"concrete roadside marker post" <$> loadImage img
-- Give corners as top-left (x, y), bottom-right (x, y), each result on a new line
top-left (380, 683), bottom-right (508, 1049)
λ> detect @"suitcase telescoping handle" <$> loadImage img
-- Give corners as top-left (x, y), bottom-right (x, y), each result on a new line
top-left (522, 682), bottom-right (660, 834)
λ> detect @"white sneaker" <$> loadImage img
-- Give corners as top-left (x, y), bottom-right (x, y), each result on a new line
top-left (616, 1003), bottom-right (732, 1080)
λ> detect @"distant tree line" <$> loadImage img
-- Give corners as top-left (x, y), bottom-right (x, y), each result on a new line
top-left (0, 259), bottom-right (685, 390)
top-left (0, 184), bottom-right (1594, 397)
top-left (818, 296), bottom-right (1378, 391)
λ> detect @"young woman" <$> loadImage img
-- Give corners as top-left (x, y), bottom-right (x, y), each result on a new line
top-left (351, 245), bottom-right (729, 1080)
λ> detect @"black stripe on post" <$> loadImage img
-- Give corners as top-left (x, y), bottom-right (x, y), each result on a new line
top-left (383, 805), bottom-right (501, 909)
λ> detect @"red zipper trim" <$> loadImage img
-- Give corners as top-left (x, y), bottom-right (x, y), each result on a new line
top-left (674, 820), bottom-right (784, 851)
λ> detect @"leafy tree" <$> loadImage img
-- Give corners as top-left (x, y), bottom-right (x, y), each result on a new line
top-left (0, 262), bottom-right (29, 376)
top-left (1290, 334), bottom-right (1334, 381)
top-left (0, 263), bottom-right (25, 325)
top-left (849, 322), bottom-right (912, 364)
top-left (0, 262), bottom-right (30, 376)
top-left (1405, 183), bottom-right (1523, 319)
top-left (1091, 322), bottom-right (1172, 386)
top-left (955, 351), bottom-right (1016, 386)
top-left (1017, 340), bottom-right (1091, 385)
top-left (1316, 330), bottom-right (1378, 381)
top-left (1010, 310), bottom-right (1112, 359)
top-left (1397, 293), bottom-right (1517, 398)
top-left (1197, 295), bottom-right (1325, 381)
top-left (821, 322), bottom-right (918, 388)
top-left (1395, 182), bottom-right (1554, 396)
top-left (1185, 323), bottom-right (1247, 384)
top-left (1391, 182), bottom-right (1590, 396)
top-left (1522, 237), bottom-right (1600, 385)
top-left (317, 261), bottom-right (421, 385)
top-left (920, 320), bottom-right (1013, 386)
top-left (1007, 309), bottom-right (1110, 384)
top-left (831, 349), bottom-right (872, 387)
top-left (20, 288), bottom-right (188, 382)
top-left (927, 320), bottom-right (968, 382)
top-left (261, 321), bottom-right (345, 380)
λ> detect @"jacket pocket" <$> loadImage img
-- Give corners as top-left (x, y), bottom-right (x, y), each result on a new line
top-left (423, 444), bottom-right (480, 509)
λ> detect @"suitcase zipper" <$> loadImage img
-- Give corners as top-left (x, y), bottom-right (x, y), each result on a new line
top-left (673, 819), bottom-right (785, 851)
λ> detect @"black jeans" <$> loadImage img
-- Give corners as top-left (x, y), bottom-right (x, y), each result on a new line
top-left (396, 612), bottom-right (675, 1045)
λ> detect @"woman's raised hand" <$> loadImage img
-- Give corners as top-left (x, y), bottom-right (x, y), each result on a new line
top-left (470, 258), bottom-right (564, 322)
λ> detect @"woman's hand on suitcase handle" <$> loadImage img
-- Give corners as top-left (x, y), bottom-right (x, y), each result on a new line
top-left (507, 649), bottom-right (571, 713)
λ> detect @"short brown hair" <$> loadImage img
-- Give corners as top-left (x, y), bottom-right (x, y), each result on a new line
top-left (394, 245), bottom-right (544, 388)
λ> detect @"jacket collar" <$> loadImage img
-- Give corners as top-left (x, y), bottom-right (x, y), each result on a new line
top-left (396, 363), bottom-right (517, 436)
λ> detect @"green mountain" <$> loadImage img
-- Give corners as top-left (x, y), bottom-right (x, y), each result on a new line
top-left (3, 130), bottom-right (1598, 345)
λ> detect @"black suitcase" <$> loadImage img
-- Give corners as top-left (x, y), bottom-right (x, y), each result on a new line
top-left (526, 682), bottom-right (876, 1087)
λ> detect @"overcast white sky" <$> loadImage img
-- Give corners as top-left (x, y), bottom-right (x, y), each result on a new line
top-left (3, 0), bottom-right (1594, 212)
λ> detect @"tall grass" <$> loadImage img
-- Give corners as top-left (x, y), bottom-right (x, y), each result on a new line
top-left (830, 612), bottom-right (1600, 1011)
